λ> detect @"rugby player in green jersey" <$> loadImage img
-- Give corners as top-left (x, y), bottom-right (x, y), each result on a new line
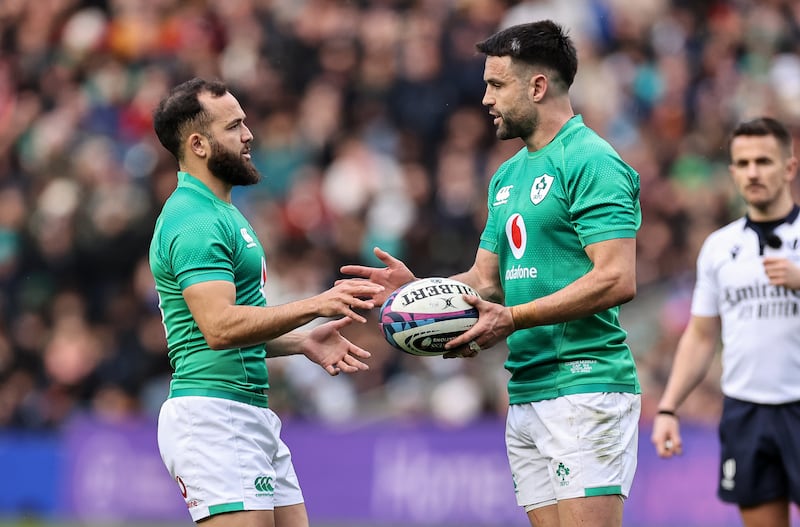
top-left (343, 20), bottom-right (641, 527)
top-left (149, 78), bottom-right (383, 527)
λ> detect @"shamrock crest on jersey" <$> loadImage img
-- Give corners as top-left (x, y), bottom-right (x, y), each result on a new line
top-left (530, 174), bottom-right (554, 205)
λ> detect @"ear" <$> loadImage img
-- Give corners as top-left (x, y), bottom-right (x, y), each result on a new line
top-left (529, 73), bottom-right (548, 103)
top-left (786, 156), bottom-right (798, 183)
top-left (188, 133), bottom-right (209, 159)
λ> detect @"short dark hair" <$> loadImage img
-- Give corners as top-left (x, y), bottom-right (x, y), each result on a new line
top-left (475, 20), bottom-right (578, 88)
top-left (729, 117), bottom-right (793, 158)
top-left (153, 78), bottom-right (229, 161)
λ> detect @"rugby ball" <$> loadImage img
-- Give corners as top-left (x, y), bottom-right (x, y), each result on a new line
top-left (379, 277), bottom-right (480, 356)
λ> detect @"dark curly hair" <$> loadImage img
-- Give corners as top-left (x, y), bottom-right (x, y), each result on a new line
top-left (476, 20), bottom-right (578, 89)
top-left (153, 78), bottom-right (228, 161)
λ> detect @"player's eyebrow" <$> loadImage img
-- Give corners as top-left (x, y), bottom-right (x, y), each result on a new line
top-left (224, 116), bottom-right (245, 128)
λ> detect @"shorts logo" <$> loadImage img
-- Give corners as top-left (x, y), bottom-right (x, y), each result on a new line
top-left (254, 475), bottom-right (275, 495)
top-left (176, 475), bottom-right (188, 498)
top-left (721, 458), bottom-right (736, 490)
top-left (555, 462), bottom-right (571, 487)
top-left (531, 174), bottom-right (554, 205)
top-left (505, 213), bottom-right (526, 259)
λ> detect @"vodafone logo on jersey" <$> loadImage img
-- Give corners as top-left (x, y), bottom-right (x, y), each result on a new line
top-left (505, 213), bottom-right (527, 259)
top-left (259, 256), bottom-right (268, 301)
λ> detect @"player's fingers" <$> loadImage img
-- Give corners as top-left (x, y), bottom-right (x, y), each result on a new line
top-left (336, 362), bottom-right (359, 373)
top-left (342, 355), bottom-right (369, 371)
top-left (445, 330), bottom-right (478, 350)
top-left (345, 344), bottom-right (371, 359)
top-left (337, 278), bottom-right (384, 293)
top-left (443, 343), bottom-right (479, 359)
top-left (327, 317), bottom-right (353, 331)
top-left (344, 309), bottom-right (368, 323)
top-left (348, 297), bottom-right (376, 311)
top-left (468, 341), bottom-right (482, 355)
top-left (461, 294), bottom-right (481, 307)
top-left (325, 364), bottom-right (340, 376)
top-left (334, 276), bottom-right (373, 286)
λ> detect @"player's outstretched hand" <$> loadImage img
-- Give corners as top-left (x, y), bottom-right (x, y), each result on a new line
top-left (314, 279), bottom-right (384, 323)
top-left (442, 294), bottom-right (514, 359)
top-left (302, 317), bottom-right (371, 376)
top-left (339, 247), bottom-right (416, 305)
top-left (651, 413), bottom-right (683, 458)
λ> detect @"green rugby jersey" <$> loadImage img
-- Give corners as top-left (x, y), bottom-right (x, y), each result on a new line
top-left (149, 172), bottom-right (269, 407)
top-left (479, 115), bottom-right (641, 404)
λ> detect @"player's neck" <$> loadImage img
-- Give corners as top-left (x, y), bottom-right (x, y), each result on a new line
top-left (524, 101), bottom-right (574, 152)
top-left (747, 193), bottom-right (796, 222)
top-left (180, 163), bottom-right (233, 203)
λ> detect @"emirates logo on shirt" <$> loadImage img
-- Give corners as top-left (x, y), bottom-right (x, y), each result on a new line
top-left (505, 213), bottom-right (527, 259)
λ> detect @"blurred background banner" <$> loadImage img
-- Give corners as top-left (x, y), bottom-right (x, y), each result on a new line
top-left (61, 415), bottom-right (186, 523)
top-left (3, 415), bottom-right (785, 527)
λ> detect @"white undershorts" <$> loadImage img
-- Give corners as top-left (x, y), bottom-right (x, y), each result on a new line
top-left (157, 396), bottom-right (304, 522)
top-left (506, 392), bottom-right (640, 510)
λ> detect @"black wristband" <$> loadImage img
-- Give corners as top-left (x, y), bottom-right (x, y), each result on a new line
top-left (657, 409), bottom-right (678, 418)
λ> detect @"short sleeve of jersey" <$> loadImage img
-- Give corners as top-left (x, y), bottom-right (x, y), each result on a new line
top-left (480, 166), bottom-right (511, 254)
top-left (163, 213), bottom-right (235, 290)
top-left (568, 152), bottom-right (640, 247)
top-left (690, 236), bottom-right (720, 317)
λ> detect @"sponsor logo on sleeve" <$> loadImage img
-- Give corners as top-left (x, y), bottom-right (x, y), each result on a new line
top-left (493, 185), bottom-right (514, 206)
top-left (240, 227), bottom-right (257, 248)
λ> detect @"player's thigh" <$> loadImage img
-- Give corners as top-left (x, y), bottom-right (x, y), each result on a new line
top-left (524, 496), bottom-right (624, 527)
top-left (526, 503), bottom-right (560, 527)
top-left (198, 509), bottom-right (274, 527)
top-left (274, 502), bottom-right (309, 527)
top-left (739, 499), bottom-right (790, 527)
top-left (555, 495), bottom-right (624, 527)
top-left (195, 500), bottom-right (309, 527)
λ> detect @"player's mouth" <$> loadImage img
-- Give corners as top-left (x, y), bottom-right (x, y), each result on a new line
top-left (489, 112), bottom-right (502, 126)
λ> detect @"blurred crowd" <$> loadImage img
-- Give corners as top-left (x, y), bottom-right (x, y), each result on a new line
top-left (1, 0), bottom-right (799, 431)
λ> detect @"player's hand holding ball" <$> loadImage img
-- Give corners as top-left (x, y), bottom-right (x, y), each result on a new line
top-left (379, 277), bottom-right (480, 356)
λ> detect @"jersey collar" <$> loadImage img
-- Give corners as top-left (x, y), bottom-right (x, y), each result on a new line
top-left (744, 204), bottom-right (800, 254)
top-left (177, 171), bottom-right (227, 203)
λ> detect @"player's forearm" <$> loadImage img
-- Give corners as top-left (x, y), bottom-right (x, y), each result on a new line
top-left (265, 331), bottom-right (308, 357)
top-left (204, 301), bottom-right (318, 350)
top-left (657, 335), bottom-right (718, 412)
top-left (450, 269), bottom-right (503, 304)
top-left (510, 267), bottom-right (634, 329)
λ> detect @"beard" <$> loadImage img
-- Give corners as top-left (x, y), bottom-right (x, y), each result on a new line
top-left (207, 140), bottom-right (261, 186)
top-left (496, 101), bottom-right (538, 141)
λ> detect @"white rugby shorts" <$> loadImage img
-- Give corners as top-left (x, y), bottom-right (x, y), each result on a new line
top-left (506, 392), bottom-right (640, 510)
top-left (157, 396), bottom-right (304, 522)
